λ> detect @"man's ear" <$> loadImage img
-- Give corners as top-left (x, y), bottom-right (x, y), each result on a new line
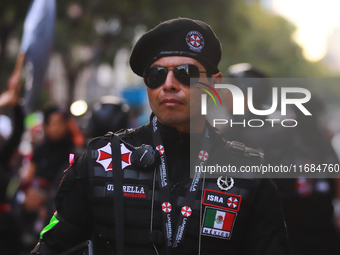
top-left (211, 72), bottom-right (223, 92)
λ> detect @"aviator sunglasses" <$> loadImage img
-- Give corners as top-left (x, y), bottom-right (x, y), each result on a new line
top-left (143, 64), bottom-right (207, 89)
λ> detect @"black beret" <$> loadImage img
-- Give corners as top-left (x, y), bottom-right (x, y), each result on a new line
top-left (130, 17), bottom-right (222, 77)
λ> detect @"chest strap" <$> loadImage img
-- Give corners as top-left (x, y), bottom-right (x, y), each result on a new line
top-left (111, 134), bottom-right (124, 255)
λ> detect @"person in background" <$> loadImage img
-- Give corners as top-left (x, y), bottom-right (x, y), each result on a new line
top-left (0, 72), bottom-right (24, 255)
top-left (20, 105), bottom-right (84, 252)
top-left (282, 96), bottom-right (340, 255)
top-left (87, 95), bottom-right (130, 139)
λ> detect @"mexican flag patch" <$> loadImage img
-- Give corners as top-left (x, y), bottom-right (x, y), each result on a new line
top-left (201, 207), bottom-right (237, 240)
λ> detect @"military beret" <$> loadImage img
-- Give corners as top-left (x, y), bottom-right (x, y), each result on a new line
top-left (129, 17), bottom-right (222, 77)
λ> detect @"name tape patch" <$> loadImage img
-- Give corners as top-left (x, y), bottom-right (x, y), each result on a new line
top-left (105, 183), bottom-right (148, 199)
top-left (202, 189), bottom-right (242, 212)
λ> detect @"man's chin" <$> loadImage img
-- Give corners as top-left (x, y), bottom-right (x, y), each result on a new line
top-left (158, 115), bottom-right (187, 126)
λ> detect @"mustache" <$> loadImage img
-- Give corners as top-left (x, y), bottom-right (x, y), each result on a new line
top-left (158, 95), bottom-right (187, 102)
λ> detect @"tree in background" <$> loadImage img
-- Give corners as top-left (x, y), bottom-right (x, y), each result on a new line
top-left (0, 0), bottom-right (30, 86)
top-left (0, 0), bottom-right (331, 108)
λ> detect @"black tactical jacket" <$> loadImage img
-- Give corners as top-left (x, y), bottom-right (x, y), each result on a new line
top-left (33, 118), bottom-right (288, 255)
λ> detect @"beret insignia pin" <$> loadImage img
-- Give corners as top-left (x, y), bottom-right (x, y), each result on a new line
top-left (186, 30), bottom-right (204, 52)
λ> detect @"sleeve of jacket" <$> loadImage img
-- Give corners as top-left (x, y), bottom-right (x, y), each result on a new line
top-left (239, 178), bottom-right (289, 255)
top-left (31, 150), bottom-right (93, 254)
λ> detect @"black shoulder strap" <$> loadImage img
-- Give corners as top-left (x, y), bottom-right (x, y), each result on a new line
top-left (110, 133), bottom-right (124, 255)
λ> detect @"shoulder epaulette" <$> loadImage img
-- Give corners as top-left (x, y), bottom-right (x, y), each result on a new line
top-left (103, 128), bottom-right (136, 140)
top-left (227, 141), bottom-right (264, 159)
top-left (115, 128), bottom-right (136, 138)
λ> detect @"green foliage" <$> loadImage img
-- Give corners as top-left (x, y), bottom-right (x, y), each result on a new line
top-left (0, 0), bottom-right (30, 90)
top-left (0, 0), bottom-right (331, 99)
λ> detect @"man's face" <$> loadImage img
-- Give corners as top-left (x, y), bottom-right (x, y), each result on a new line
top-left (145, 56), bottom-right (221, 133)
top-left (45, 112), bottom-right (69, 141)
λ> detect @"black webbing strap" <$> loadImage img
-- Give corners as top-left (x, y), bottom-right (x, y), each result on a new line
top-left (59, 240), bottom-right (93, 255)
top-left (111, 134), bottom-right (124, 255)
top-left (93, 225), bottom-right (164, 244)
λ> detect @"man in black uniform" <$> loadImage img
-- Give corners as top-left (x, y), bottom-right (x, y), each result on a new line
top-left (31, 18), bottom-right (288, 255)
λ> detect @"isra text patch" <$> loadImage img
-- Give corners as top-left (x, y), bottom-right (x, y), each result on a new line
top-left (202, 189), bottom-right (242, 212)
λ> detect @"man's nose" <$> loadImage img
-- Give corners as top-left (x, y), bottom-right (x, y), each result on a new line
top-left (162, 70), bottom-right (180, 91)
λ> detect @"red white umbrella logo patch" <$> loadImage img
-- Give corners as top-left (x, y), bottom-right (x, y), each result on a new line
top-left (156, 145), bottom-right (165, 155)
top-left (96, 142), bottom-right (132, 171)
top-left (162, 202), bottom-right (172, 213)
top-left (227, 197), bottom-right (239, 209)
top-left (186, 31), bottom-right (204, 52)
top-left (181, 206), bottom-right (192, 217)
top-left (198, 150), bottom-right (209, 161)
top-left (190, 34), bottom-right (201, 47)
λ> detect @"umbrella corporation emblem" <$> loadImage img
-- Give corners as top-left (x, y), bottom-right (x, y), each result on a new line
top-left (181, 206), bottom-right (192, 217)
top-left (198, 150), bottom-right (209, 161)
top-left (162, 202), bottom-right (172, 213)
top-left (96, 142), bottom-right (132, 171)
top-left (156, 144), bottom-right (165, 155)
top-left (186, 30), bottom-right (204, 52)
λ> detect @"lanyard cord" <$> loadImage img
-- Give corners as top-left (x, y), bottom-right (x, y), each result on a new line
top-left (150, 167), bottom-right (157, 233)
top-left (198, 173), bottom-right (206, 255)
top-left (150, 167), bottom-right (160, 255)
top-left (151, 116), bottom-right (212, 252)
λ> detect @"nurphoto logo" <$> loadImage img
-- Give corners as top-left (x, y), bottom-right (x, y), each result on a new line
top-left (199, 82), bottom-right (312, 128)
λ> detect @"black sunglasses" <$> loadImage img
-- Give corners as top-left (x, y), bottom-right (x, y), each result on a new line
top-left (143, 64), bottom-right (206, 89)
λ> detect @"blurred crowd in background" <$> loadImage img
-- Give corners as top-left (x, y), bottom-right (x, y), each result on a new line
top-left (2, 0), bottom-right (340, 254)
top-left (0, 75), bottom-right (145, 254)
